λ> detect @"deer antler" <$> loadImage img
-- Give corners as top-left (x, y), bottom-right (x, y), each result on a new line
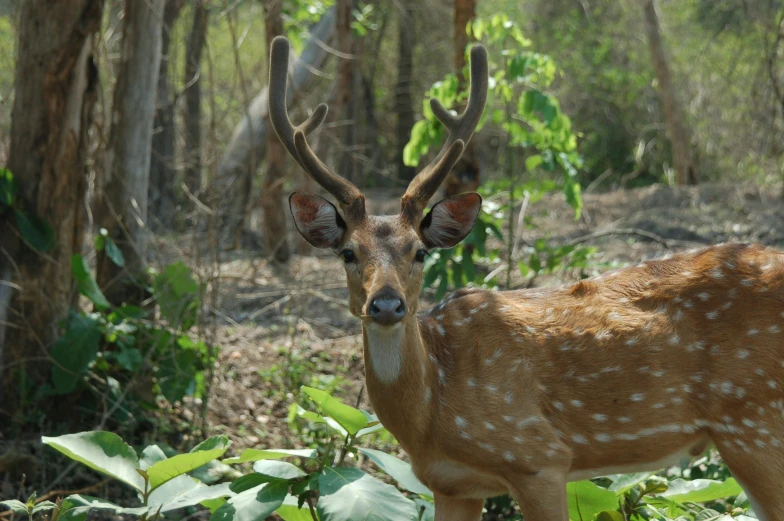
top-left (401, 44), bottom-right (489, 224)
top-left (268, 36), bottom-right (365, 219)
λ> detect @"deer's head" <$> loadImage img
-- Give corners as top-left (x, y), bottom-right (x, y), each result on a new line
top-left (268, 37), bottom-right (488, 328)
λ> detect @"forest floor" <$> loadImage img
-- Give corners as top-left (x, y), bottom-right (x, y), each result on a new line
top-left (199, 181), bottom-right (784, 457)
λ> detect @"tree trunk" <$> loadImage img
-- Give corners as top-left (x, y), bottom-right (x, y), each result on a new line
top-left (260, 0), bottom-right (290, 262)
top-left (395, 0), bottom-right (416, 183)
top-left (149, 0), bottom-right (185, 230)
top-left (184, 0), bottom-right (208, 195)
top-left (0, 0), bottom-right (103, 412)
top-left (218, 7), bottom-right (336, 242)
top-left (96, 0), bottom-right (164, 306)
top-left (641, 0), bottom-right (699, 186)
top-left (445, 0), bottom-right (481, 197)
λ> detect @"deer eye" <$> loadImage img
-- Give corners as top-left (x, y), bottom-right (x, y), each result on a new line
top-left (341, 249), bottom-right (356, 263)
top-left (415, 249), bottom-right (427, 263)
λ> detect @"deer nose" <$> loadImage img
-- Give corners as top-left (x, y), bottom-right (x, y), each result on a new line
top-left (368, 291), bottom-right (406, 326)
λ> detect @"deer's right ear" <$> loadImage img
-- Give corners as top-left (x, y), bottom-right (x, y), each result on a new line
top-left (289, 193), bottom-right (348, 249)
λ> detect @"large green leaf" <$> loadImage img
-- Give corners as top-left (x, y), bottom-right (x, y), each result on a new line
top-left (252, 460), bottom-right (307, 480)
top-left (0, 500), bottom-right (28, 514)
top-left (50, 313), bottom-right (101, 394)
top-left (222, 448), bottom-right (317, 465)
top-left (159, 483), bottom-right (234, 513)
top-left (71, 254), bottom-right (110, 310)
top-left (358, 448), bottom-right (431, 496)
top-left (657, 478), bottom-right (742, 504)
top-left (15, 209), bottom-right (55, 252)
top-left (57, 494), bottom-right (147, 521)
top-left (301, 387), bottom-right (368, 435)
top-left (209, 483), bottom-right (288, 521)
top-left (317, 467), bottom-right (418, 521)
top-left (42, 432), bottom-right (144, 491)
top-left (567, 480), bottom-right (619, 521)
top-left (606, 473), bottom-right (653, 495)
top-left (146, 435), bottom-right (231, 491)
top-left (276, 495), bottom-right (314, 521)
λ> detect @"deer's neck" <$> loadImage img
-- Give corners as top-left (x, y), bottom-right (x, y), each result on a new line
top-left (362, 317), bottom-right (430, 447)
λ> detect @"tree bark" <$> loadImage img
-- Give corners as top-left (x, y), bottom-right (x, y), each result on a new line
top-left (445, 0), bottom-right (481, 197)
top-left (641, 0), bottom-right (699, 186)
top-left (184, 0), bottom-right (208, 195)
top-left (0, 0), bottom-right (103, 411)
top-left (260, 0), bottom-right (290, 262)
top-left (96, 0), bottom-right (164, 306)
top-left (395, 0), bottom-right (416, 183)
top-left (149, 0), bottom-right (185, 230)
top-left (218, 7), bottom-right (336, 241)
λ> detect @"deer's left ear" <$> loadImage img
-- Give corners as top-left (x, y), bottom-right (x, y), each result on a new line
top-left (419, 193), bottom-right (482, 249)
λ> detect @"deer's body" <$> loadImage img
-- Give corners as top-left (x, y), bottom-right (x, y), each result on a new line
top-left (267, 36), bottom-right (784, 520)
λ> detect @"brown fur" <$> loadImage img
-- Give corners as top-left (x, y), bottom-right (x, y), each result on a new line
top-left (335, 237), bottom-right (784, 520)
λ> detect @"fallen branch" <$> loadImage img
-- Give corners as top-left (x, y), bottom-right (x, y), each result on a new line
top-left (564, 227), bottom-right (705, 249)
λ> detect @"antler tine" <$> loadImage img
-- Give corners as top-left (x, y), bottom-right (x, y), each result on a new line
top-left (268, 36), bottom-right (364, 213)
top-left (402, 44), bottom-right (489, 222)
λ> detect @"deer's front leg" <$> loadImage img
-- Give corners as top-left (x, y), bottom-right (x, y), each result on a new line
top-left (433, 493), bottom-right (484, 521)
top-left (507, 468), bottom-right (569, 521)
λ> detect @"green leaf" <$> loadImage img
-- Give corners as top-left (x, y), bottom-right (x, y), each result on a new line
top-left (0, 167), bottom-right (17, 208)
top-left (358, 448), bottom-right (432, 496)
top-left (252, 460), bottom-right (307, 481)
top-left (301, 387), bottom-right (368, 435)
top-left (146, 435), bottom-right (231, 491)
top-left (154, 261), bottom-right (201, 330)
top-left (57, 495), bottom-right (146, 519)
top-left (15, 209), bottom-right (55, 252)
top-left (657, 478), bottom-right (742, 503)
top-left (525, 154), bottom-right (543, 171)
top-left (596, 512), bottom-right (624, 521)
top-left (209, 483), bottom-right (288, 521)
top-left (276, 495), bottom-right (313, 521)
top-left (606, 473), bottom-right (653, 495)
top-left (564, 179), bottom-right (582, 220)
top-left (104, 236), bottom-right (125, 268)
top-left (42, 432), bottom-right (143, 491)
top-left (317, 467), bottom-right (418, 521)
top-left (0, 500), bottom-right (28, 514)
top-left (222, 448), bottom-right (317, 465)
top-left (159, 482), bottom-right (234, 513)
top-left (32, 501), bottom-right (57, 514)
top-left (50, 313), bottom-right (101, 394)
top-left (71, 254), bottom-right (110, 310)
top-left (567, 481), bottom-right (618, 521)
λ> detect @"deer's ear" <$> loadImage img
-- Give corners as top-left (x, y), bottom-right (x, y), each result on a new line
top-left (289, 193), bottom-right (348, 249)
top-left (419, 193), bottom-right (482, 249)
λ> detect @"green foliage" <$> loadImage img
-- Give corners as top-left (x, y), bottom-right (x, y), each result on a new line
top-left (405, 17), bottom-right (593, 297)
top-left (5, 389), bottom-right (752, 521)
top-left (42, 245), bottom-right (218, 423)
top-left (0, 168), bottom-right (56, 252)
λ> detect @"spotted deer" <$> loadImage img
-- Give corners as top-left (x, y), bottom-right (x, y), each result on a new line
top-left (268, 36), bottom-right (784, 521)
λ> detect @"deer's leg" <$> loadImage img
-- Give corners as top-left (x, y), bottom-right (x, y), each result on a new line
top-left (433, 493), bottom-right (484, 521)
top-left (506, 468), bottom-right (569, 521)
top-left (714, 438), bottom-right (784, 521)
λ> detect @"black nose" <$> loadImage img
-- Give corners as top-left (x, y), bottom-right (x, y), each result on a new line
top-left (368, 292), bottom-right (406, 325)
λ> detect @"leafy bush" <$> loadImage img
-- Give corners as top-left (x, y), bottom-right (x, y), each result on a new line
top-left (1, 387), bottom-right (755, 521)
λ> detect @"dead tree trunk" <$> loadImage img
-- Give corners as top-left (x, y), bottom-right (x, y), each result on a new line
top-left (445, 0), bottom-right (481, 196)
top-left (149, 0), bottom-right (185, 230)
top-left (641, 0), bottom-right (699, 186)
top-left (218, 8), bottom-right (336, 242)
top-left (96, 0), bottom-right (164, 306)
top-left (0, 0), bottom-right (103, 411)
top-left (395, 0), bottom-right (415, 183)
top-left (260, 0), bottom-right (290, 262)
top-left (184, 0), bottom-right (208, 195)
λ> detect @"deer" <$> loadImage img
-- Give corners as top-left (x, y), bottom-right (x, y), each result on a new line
top-left (268, 36), bottom-right (784, 521)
